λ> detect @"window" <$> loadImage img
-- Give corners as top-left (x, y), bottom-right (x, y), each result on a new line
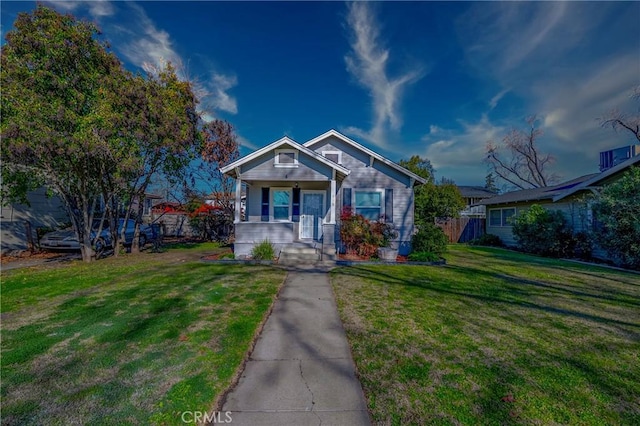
top-left (272, 189), bottom-right (291, 221)
top-left (354, 190), bottom-right (383, 220)
top-left (489, 208), bottom-right (516, 226)
top-left (274, 149), bottom-right (298, 167)
top-left (322, 150), bottom-right (342, 164)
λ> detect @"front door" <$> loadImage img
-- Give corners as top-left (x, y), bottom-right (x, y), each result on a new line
top-left (300, 192), bottom-right (324, 240)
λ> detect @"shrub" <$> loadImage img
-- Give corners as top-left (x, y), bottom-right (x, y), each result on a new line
top-left (512, 204), bottom-right (574, 257)
top-left (411, 223), bottom-right (448, 255)
top-left (591, 166), bottom-right (640, 270)
top-left (468, 233), bottom-right (503, 247)
top-left (408, 251), bottom-right (441, 262)
top-left (219, 253), bottom-right (235, 260)
top-left (339, 207), bottom-right (397, 257)
top-left (572, 231), bottom-right (594, 260)
top-left (251, 240), bottom-right (275, 260)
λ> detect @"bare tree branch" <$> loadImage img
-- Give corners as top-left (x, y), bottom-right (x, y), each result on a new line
top-left (485, 116), bottom-right (557, 190)
top-left (599, 85), bottom-right (640, 143)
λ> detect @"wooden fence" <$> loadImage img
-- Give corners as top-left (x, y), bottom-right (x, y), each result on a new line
top-left (436, 217), bottom-right (486, 243)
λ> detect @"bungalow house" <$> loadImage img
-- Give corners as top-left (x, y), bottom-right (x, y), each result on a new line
top-left (220, 129), bottom-right (427, 259)
top-left (479, 155), bottom-right (640, 254)
top-left (457, 186), bottom-right (496, 218)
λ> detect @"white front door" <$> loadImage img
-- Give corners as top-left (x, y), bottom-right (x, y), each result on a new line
top-left (300, 192), bottom-right (324, 240)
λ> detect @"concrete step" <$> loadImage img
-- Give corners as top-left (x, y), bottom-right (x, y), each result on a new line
top-left (280, 247), bottom-right (318, 255)
top-left (278, 247), bottom-right (320, 264)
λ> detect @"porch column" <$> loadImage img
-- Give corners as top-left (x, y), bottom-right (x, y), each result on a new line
top-left (234, 173), bottom-right (242, 224)
top-left (329, 178), bottom-right (336, 224)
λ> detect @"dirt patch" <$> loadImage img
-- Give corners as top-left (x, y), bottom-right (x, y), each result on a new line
top-left (1, 250), bottom-right (69, 264)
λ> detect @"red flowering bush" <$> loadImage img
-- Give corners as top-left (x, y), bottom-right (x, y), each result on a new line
top-left (339, 207), bottom-right (397, 258)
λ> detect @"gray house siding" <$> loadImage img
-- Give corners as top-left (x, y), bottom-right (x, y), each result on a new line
top-left (311, 137), bottom-right (415, 254)
top-left (486, 198), bottom-right (607, 259)
top-left (240, 150), bottom-right (334, 181)
top-left (1, 188), bottom-right (68, 253)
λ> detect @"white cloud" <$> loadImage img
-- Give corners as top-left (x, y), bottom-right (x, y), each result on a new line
top-left (236, 134), bottom-right (258, 151)
top-left (455, 2), bottom-right (640, 180)
top-left (420, 114), bottom-right (506, 183)
top-left (489, 88), bottom-right (510, 110)
top-left (344, 2), bottom-right (424, 149)
top-left (45, 1), bottom-right (115, 18)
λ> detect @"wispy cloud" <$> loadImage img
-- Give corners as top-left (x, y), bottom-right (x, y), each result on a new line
top-left (45, 0), bottom-right (115, 18)
top-left (421, 114), bottom-right (505, 182)
top-left (343, 2), bottom-right (423, 149)
top-left (450, 2), bottom-right (640, 181)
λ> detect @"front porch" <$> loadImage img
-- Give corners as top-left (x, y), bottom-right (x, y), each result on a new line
top-left (233, 221), bottom-right (337, 260)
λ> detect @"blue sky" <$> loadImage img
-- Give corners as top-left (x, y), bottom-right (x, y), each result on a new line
top-left (2, 1), bottom-right (639, 185)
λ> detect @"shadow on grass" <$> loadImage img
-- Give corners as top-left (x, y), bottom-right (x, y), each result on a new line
top-left (334, 261), bottom-right (640, 424)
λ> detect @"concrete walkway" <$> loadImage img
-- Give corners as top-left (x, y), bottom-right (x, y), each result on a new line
top-left (222, 266), bottom-right (371, 425)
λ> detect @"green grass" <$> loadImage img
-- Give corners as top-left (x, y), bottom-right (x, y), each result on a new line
top-left (331, 245), bottom-right (640, 425)
top-left (1, 243), bottom-right (285, 425)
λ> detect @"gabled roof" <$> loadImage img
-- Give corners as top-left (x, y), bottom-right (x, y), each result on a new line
top-left (553, 154), bottom-right (640, 202)
top-left (457, 186), bottom-right (497, 198)
top-left (303, 129), bottom-right (427, 185)
top-left (220, 136), bottom-right (351, 179)
top-left (479, 174), bottom-right (598, 206)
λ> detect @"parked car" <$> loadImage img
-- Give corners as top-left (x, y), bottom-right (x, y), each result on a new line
top-left (39, 219), bottom-right (151, 253)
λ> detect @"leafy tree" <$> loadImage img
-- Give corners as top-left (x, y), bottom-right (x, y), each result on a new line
top-left (115, 65), bottom-right (200, 254)
top-left (591, 166), bottom-right (640, 269)
top-left (1, 6), bottom-right (200, 260)
top-left (399, 155), bottom-right (464, 225)
top-left (1, 6), bottom-right (127, 261)
top-left (399, 155), bottom-right (434, 182)
top-left (485, 116), bottom-right (557, 190)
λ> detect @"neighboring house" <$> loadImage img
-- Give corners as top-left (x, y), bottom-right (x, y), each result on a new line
top-left (1, 188), bottom-right (69, 253)
top-left (457, 186), bottom-right (496, 217)
top-left (205, 192), bottom-right (246, 220)
top-left (150, 202), bottom-right (192, 237)
top-left (434, 186), bottom-right (495, 243)
top-left (480, 155), bottom-right (640, 258)
top-left (220, 129), bottom-right (426, 259)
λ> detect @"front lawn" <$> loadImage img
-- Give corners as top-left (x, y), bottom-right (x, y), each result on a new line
top-left (331, 245), bottom-right (640, 425)
top-left (1, 243), bottom-right (285, 425)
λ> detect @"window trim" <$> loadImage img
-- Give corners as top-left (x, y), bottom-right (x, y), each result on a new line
top-left (489, 207), bottom-right (516, 227)
top-left (322, 150), bottom-right (342, 165)
top-left (274, 149), bottom-right (299, 168)
top-left (352, 188), bottom-right (385, 221)
top-left (271, 187), bottom-right (292, 222)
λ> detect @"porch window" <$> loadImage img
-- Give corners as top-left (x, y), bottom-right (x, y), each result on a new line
top-left (354, 190), bottom-right (383, 220)
top-left (274, 149), bottom-right (298, 167)
top-left (272, 189), bottom-right (291, 221)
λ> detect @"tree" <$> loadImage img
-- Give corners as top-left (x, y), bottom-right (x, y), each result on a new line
top-left (1, 6), bottom-right (201, 260)
top-left (485, 172), bottom-right (498, 193)
top-left (197, 120), bottom-right (240, 217)
top-left (599, 85), bottom-right (640, 143)
top-left (591, 166), bottom-right (640, 270)
top-left (115, 65), bottom-right (200, 254)
top-left (399, 155), bottom-right (465, 225)
top-left (399, 155), bottom-right (434, 182)
top-left (485, 116), bottom-right (557, 190)
top-left (1, 6), bottom-right (128, 261)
